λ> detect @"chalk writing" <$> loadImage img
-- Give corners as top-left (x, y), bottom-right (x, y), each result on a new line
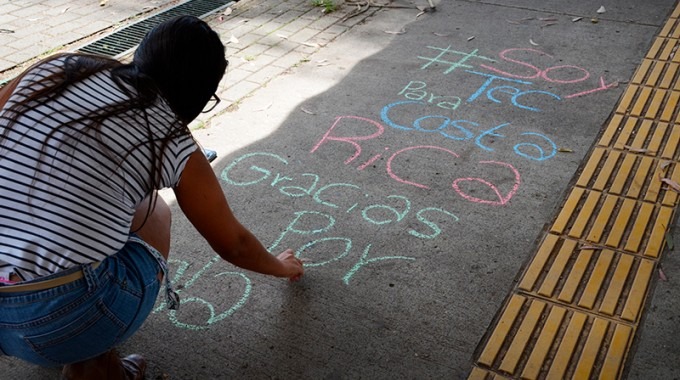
top-left (221, 152), bottom-right (461, 227)
top-left (381, 99), bottom-right (557, 160)
top-left (153, 256), bottom-right (252, 331)
top-left (268, 211), bottom-right (421, 284)
top-left (419, 46), bottom-right (616, 101)
top-left (418, 46), bottom-right (494, 74)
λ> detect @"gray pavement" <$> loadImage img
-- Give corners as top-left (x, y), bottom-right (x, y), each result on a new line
top-left (1, 0), bottom-right (680, 379)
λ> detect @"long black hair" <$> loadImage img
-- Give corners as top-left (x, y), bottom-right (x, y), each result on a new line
top-left (0, 16), bottom-right (227, 213)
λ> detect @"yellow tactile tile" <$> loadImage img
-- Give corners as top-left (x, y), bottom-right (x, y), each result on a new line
top-left (598, 115), bottom-right (624, 147)
top-left (472, 4), bottom-right (680, 378)
top-left (578, 249), bottom-right (615, 310)
top-left (660, 123), bottom-right (680, 159)
top-left (600, 324), bottom-right (634, 379)
top-left (621, 259), bottom-right (655, 321)
top-left (599, 255), bottom-right (634, 316)
top-left (567, 191), bottom-right (600, 239)
top-left (520, 306), bottom-right (567, 380)
top-left (630, 86), bottom-right (652, 116)
top-left (545, 312), bottom-right (587, 379)
top-left (551, 187), bottom-right (584, 234)
top-left (631, 59), bottom-right (653, 85)
top-left (518, 234), bottom-right (559, 291)
top-left (537, 239), bottom-right (577, 297)
top-left (615, 85), bottom-right (638, 114)
top-left (498, 301), bottom-right (545, 374)
top-left (643, 205), bottom-right (674, 258)
top-left (660, 62), bottom-right (679, 89)
top-left (477, 294), bottom-right (525, 367)
top-left (573, 318), bottom-right (609, 379)
top-left (645, 37), bottom-right (664, 59)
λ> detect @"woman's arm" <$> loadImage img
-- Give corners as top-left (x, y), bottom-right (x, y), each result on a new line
top-left (173, 149), bottom-right (303, 280)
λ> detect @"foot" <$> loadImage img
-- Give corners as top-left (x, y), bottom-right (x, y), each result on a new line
top-left (62, 350), bottom-right (146, 380)
top-left (121, 354), bottom-right (147, 380)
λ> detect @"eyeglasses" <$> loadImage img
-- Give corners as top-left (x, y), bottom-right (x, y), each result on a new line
top-left (201, 93), bottom-right (221, 113)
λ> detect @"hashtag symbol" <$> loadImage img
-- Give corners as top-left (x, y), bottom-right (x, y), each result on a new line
top-left (418, 46), bottom-right (494, 74)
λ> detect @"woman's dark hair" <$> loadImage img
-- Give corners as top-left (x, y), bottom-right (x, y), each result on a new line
top-left (0, 16), bottom-right (227, 226)
top-left (134, 15), bottom-right (228, 122)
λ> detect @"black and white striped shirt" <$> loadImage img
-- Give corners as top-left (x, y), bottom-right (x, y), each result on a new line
top-left (0, 56), bottom-right (197, 280)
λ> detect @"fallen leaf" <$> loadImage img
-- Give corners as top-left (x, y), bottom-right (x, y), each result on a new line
top-left (660, 160), bottom-right (672, 170)
top-left (61, 7), bottom-right (70, 13)
top-left (591, 18), bottom-right (599, 23)
top-left (384, 28), bottom-right (406, 35)
top-left (580, 245), bottom-right (598, 250)
top-left (317, 59), bottom-right (328, 63)
top-left (224, 8), bottom-right (233, 16)
top-left (276, 33), bottom-right (289, 39)
top-left (660, 177), bottom-right (680, 192)
top-left (433, 32), bottom-right (451, 37)
top-left (467, 36), bottom-right (475, 41)
top-left (597, 6), bottom-right (606, 14)
top-left (558, 148), bottom-right (574, 153)
top-left (623, 145), bottom-right (655, 154)
top-left (572, 16), bottom-right (583, 22)
top-left (254, 102), bottom-right (272, 112)
top-left (666, 231), bottom-right (674, 250)
top-left (301, 107), bottom-right (316, 115)
top-left (529, 38), bottom-right (539, 46)
top-left (659, 267), bottom-right (668, 281)
top-left (0, 29), bottom-right (14, 34)
top-left (100, 0), bottom-right (108, 6)
top-left (302, 42), bottom-right (320, 48)
top-left (415, 11), bottom-right (425, 19)
top-left (228, 35), bottom-right (239, 44)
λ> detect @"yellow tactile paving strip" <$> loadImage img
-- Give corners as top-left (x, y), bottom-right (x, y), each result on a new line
top-left (469, 5), bottom-right (680, 380)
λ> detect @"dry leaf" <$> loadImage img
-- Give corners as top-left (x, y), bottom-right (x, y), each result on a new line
top-left (623, 145), bottom-right (655, 154)
top-left (99, 0), bottom-right (108, 6)
top-left (558, 148), bottom-right (574, 153)
top-left (659, 267), bottom-right (668, 281)
top-left (0, 29), bottom-right (14, 34)
top-left (572, 16), bottom-right (583, 22)
top-left (301, 107), bottom-right (316, 115)
top-left (61, 7), bottom-right (70, 13)
top-left (415, 11), bottom-right (425, 19)
top-left (467, 36), bottom-right (475, 41)
top-left (254, 102), bottom-right (272, 112)
top-left (529, 39), bottom-right (539, 46)
top-left (660, 177), bottom-right (680, 192)
top-left (660, 160), bottom-right (672, 171)
top-left (384, 29), bottom-right (406, 35)
top-left (597, 6), bottom-right (606, 14)
top-left (276, 33), bottom-right (289, 39)
top-left (591, 18), bottom-right (599, 23)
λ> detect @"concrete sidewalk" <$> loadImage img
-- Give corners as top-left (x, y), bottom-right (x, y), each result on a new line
top-left (1, 0), bottom-right (680, 379)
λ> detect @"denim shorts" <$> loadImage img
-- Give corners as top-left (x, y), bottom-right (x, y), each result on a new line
top-left (0, 235), bottom-right (165, 367)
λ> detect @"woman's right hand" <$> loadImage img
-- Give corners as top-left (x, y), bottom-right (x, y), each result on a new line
top-left (276, 249), bottom-right (304, 282)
